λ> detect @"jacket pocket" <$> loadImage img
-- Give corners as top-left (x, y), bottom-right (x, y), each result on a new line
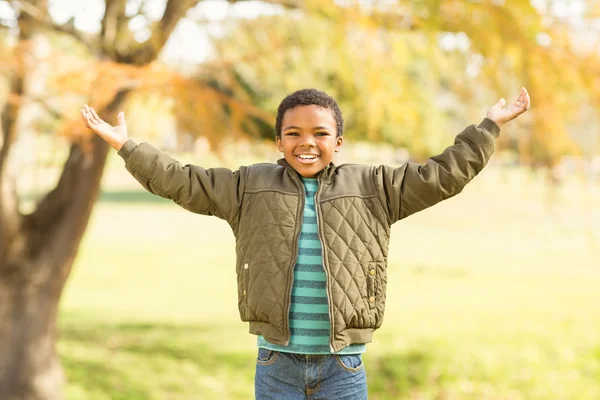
top-left (238, 260), bottom-right (250, 320)
top-left (242, 261), bottom-right (250, 306)
top-left (367, 262), bottom-right (377, 310)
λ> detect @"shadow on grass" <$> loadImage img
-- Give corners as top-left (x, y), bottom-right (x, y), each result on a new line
top-left (98, 190), bottom-right (172, 204)
top-left (62, 356), bottom-right (152, 400)
top-left (60, 321), bottom-right (248, 366)
top-left (59, 320), bottom-right (253, 398)
top-left (60, 321), bottom-right (219, 344)
top-left (59, 319), bottom-right (453, 399)
top-left (367, 348), bottom-right (453, 398)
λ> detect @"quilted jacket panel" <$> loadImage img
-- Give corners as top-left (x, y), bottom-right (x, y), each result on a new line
top-left (118, 118), bottom-right (500, 352)
top-left (320, 196), bottom-right (390, 338)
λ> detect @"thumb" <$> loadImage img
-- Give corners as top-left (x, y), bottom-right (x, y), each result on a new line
top-left (496, 98), bottom-right (506, 108)
top-left (118, 111), bottom-right (126, 127)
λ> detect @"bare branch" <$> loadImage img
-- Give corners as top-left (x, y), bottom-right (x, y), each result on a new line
top-left (27, 95), bottom-right (62, 120)
top-left (0, 172), bottom-right (22, 260)
top-left (12, 0), bottom-right (96, 51)
top-left (227, 0), bottom-right (300, 8)
top-left (0, 65), bottom-right (24, 179)
top-left (101, 0), bottom-right (126, 57)
top-left (118, 0), bottom-right (199, 65)
top-left (114, 0), bottom-right (301, 66)
top-left (160, 0), bottom-right (199, 34)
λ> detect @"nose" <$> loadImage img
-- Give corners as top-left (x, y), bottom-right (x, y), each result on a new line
top-left (299, 135), bottom-right (316, 147)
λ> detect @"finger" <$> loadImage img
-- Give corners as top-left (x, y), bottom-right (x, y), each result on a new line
top-left (515, 89), bottom-right (528, 110)
top-left (515, 89), bottom-right (528, 111)
top-left (515, 99), bottom-right (524, 110)
top-left (524, 88), bottom-right (531, 110)
top-left (80, 109), bottom-right (89, 127)
top-left (83, 104), bottom-right (98, 125)
top-left (498, 98), bottom-right (506, 107)
top-left (90, 107), bottom-right (104, 125)
top-left (515, 89), bottom-right (525, 106)
top-left (83, 112), bottom-right (99, 131)
top-left (81, 109), bottom-right (93, 128)
top-left (86, 113), bottom-right (98, 130)
top-left (517, 89), bottom-right (525, 104)
top-left (84, 104), bottom-right (99, 125)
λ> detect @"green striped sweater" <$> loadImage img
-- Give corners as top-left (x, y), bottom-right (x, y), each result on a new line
top-left (257, 177), bottom-right (366, 354)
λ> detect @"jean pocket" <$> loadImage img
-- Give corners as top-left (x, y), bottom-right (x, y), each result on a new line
top-left (256, 348), bottom-right (279, 366)
top-left (334, 354), bottom-right (364, 372)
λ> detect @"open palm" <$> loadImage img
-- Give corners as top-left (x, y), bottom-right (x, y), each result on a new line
top-left (486, 87), bottom-right (531, 127)
top-left (81, 104), bottom-right (129, 150)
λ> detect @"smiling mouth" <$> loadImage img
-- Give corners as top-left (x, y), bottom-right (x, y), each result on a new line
top-left (295, 154), bottom-right (320, 164)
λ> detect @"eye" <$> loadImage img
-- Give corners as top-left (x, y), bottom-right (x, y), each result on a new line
top-left (285, 132), bottom-right (299, 136)
top-left (316, 132), bottom-right (329, 136)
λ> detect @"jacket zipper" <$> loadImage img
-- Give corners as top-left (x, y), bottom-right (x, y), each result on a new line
top-left (284, 174), bottom-right (304, 346)
top-left (315, 175), bottom-right (336, 353)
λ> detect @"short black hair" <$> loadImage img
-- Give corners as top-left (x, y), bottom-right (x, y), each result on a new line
top-left (275, 88), bottom-right (344, 138)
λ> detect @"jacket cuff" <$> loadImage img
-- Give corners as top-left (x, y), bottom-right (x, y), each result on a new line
top-left (117, 139), bottom-right (139, 161)
top-left (478, 118), bottom-right (501, 139)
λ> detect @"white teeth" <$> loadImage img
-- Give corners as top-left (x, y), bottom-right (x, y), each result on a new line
top-left (298, 155), bottom-right (317, 159)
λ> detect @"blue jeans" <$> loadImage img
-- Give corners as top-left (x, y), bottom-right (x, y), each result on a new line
top-left (254, 348), bottom-right (368, 399)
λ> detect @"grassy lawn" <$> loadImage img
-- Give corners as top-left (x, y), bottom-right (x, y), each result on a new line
top-left (58, 153), bottom-right (600, 399)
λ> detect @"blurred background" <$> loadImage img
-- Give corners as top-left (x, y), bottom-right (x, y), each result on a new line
top-left (1, 0), bottom-right (599, 399)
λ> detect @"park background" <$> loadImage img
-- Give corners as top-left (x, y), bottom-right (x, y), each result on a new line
top-left (1, 0), bottom-right (599, 399)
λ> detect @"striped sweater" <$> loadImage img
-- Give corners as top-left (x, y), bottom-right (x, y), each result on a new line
top-left (257, 177), bottom-right (366, 354)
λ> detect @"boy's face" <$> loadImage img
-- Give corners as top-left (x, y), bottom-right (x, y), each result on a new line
top-left (276, 105), bottom-right (343, 178)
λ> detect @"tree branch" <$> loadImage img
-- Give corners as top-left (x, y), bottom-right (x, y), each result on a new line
top-left (24, 90), bottom-right (129, 258)
top-left (27, 95), bottom-right (62, 120)
top-left (101, 0), bottom-right (126, 57)
top-left (0, 167), bottom-right (21, 261)
top-left (0, 0), bottom-right (32, 261)
top-left (12, 0), bottom-right (96, 52)
top-left (119, 0), bottom-right (200, 65)
top-left (226, 0), bottom-right (300, 8)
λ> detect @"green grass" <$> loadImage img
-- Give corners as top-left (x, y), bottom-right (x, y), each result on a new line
top-left (58, 157), bottom-right (600, 399)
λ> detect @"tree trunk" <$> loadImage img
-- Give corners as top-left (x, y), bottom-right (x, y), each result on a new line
top-left (0, 139), bottom-right (109, 399)
top-left (0, 90), bottom-right (126, 398)
top-left (0, 271), bottom-right (64, 400)
top-left (0, 1), bottom-right (215, 397)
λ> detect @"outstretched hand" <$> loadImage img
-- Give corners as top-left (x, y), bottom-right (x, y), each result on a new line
top-left (486, 87), bottom-right (531, 128)
top-left (81, 105), bottom-right (128, 151)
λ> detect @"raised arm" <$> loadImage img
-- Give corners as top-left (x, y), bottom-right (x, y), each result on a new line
top-left (81, 106), bottom-right (245, 224)
top-left (376, 88), bottom-right (530, 224)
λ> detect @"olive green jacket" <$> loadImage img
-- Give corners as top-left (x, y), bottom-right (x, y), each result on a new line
top-left (117, 118), bottom-right (500, 352)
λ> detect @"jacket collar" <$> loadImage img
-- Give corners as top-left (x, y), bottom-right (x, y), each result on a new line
top-left (277, 158), bottom-right (336, 184)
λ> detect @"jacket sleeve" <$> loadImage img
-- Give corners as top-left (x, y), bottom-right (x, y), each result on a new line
top-left (375, 118), bottom-right (500, 224)
top-left (117, 139), bottom-right (245, 225)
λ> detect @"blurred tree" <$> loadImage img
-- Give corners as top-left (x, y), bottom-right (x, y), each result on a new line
top-left (1, 1), bottom-right (599, 399)
top-left (0, 1), bottom-right (290, 399)
top-left (203, 0), bottom-right (600, 164)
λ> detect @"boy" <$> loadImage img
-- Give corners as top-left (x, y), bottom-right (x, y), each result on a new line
top-left (81, 87), bottom-right (530, 399)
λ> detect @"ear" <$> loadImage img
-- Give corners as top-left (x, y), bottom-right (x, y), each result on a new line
top-left (276, 136), bottom-right (283, 152)
top-left (334, 136), bottom-right (343, 152)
